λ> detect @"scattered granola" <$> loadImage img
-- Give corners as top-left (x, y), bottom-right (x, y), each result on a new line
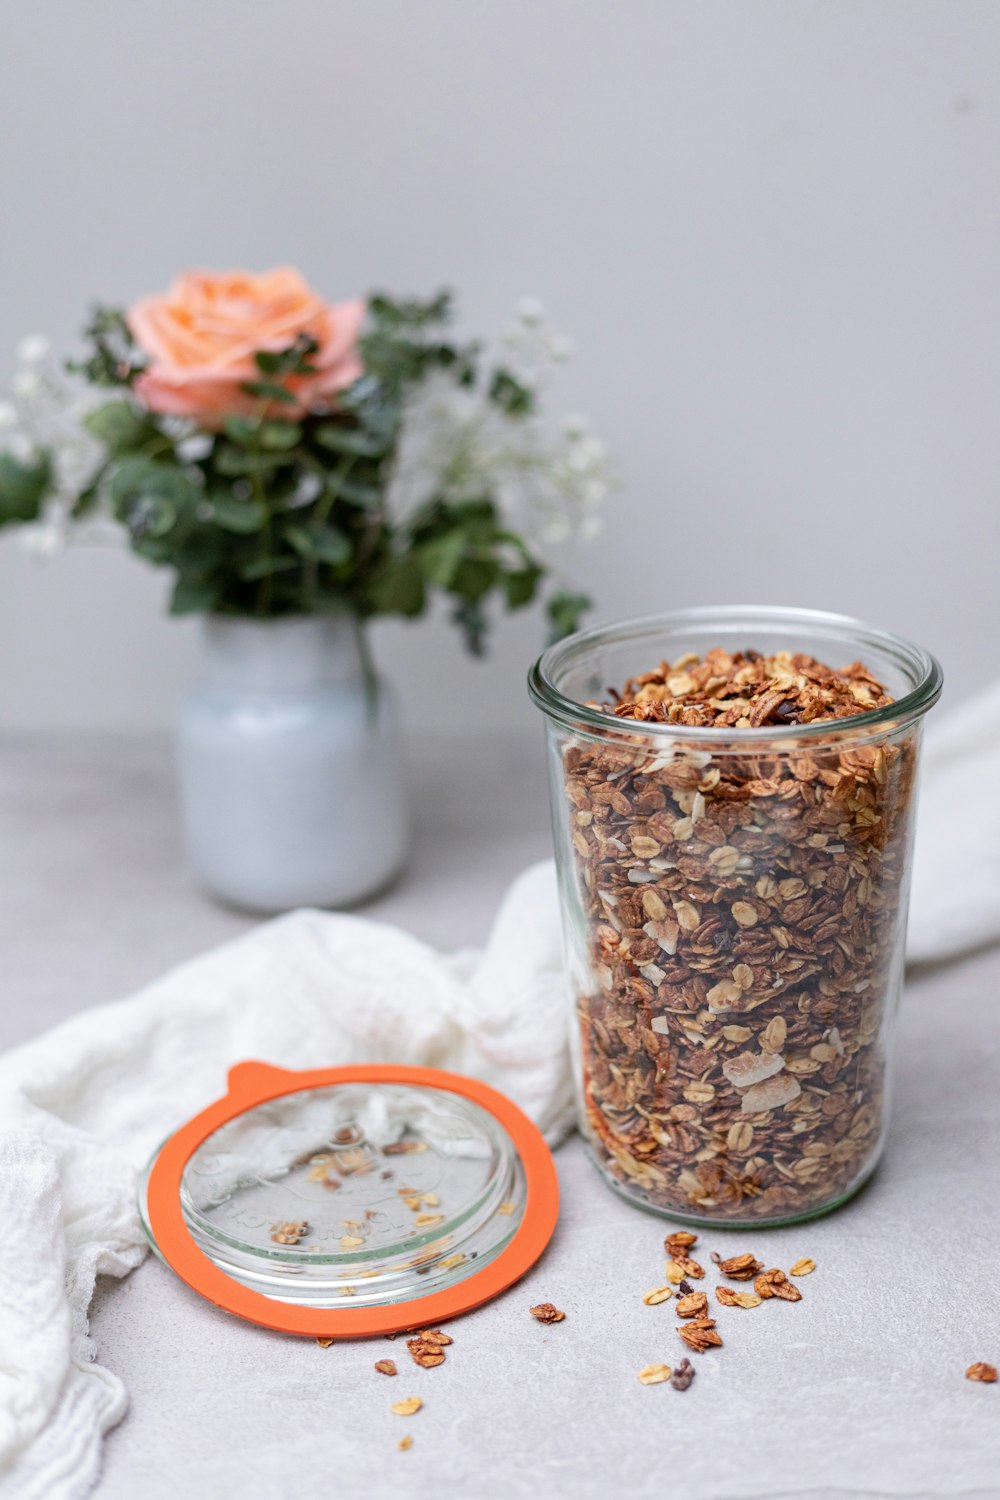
top-left (530, 1302), bottom-right (566, 1324)
top-left (715, 1286), bottom-right (761, 1309)
top-left (398, 1435), bottom-right (414, 1451)
top-left (270, 1220), bottom-right (310, 1245)
top-left (717, 1253), bottom-right (763, 1280)
top-left (375, 1359), bottom-right (398, 1375)
top-left (664, 1231), bottom-right (698, 1256)
top-left (407, 1337), bottom-right (446, 1369)
top-left (754, 1268), bottom-right (802, 1302)
top-left (316, 1337), bottom-right (334, 1349)
top-left (391, 1397), bottom-right (423, 1416)
top-left (670, 1357), bottom-right (696, 1390)
top-left (676, 1292), bottom-right (709, 1318)
top-left (642, 1286), bottom-right (675, 1305)
top-left (637, 1363), bottom-right (673, 1385)
top-left (677, 1316), bottom-right (723, 1353)
top-left (559, 645), bottom-right (917, 1221)
top-left (789, 1258), bottom-right (816, 1276)
top-left (966, 1363), bottom-right (998, 1383)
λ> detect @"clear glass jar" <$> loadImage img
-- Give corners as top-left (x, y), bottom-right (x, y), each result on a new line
top-left (529, 607), bottom-right (942, 1227)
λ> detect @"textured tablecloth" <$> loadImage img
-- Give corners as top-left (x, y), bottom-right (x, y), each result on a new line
top-left (2, 731), bottom-right (999, 1500)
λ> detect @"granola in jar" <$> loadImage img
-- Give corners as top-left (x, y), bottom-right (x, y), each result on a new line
top-left (530, 610), bottom-right (942, 1226)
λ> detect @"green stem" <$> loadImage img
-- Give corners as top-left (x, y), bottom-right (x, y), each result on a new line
top-left (355, 617), bottom-right (379, 727)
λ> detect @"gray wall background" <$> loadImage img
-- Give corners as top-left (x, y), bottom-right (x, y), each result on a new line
top-left (0, 0), bottom-right (996, 733)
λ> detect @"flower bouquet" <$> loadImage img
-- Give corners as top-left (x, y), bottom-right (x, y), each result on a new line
top-left (0, 268), bottom-right (608, 908)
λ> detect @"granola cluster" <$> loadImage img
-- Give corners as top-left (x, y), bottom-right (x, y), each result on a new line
top-left (561, 646), bottom-right (918, 1222)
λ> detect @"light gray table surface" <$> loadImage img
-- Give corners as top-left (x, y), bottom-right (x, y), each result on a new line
top-left (2, 731), bottom-right (999, 1500)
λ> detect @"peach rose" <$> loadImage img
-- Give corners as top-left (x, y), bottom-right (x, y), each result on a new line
top-left (127, 267), bottom-right (365, 423)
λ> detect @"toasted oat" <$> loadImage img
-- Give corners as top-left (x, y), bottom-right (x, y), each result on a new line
top-left (716, 1286), bottom-right (762, 1309)
top-left (966, 1362), bottom-right (998, 1383)
top-left (398, 1434), bottom-right (414, 1451)
top-left (664, 1230), bottom-right (698, 1255)
top-left (677, 1317), bottom-right (723, 1353)
top-left (530, 1302), bottom-right (566, 1324)
top-left (407, 1338), bottom-right (446, 1369)
top-left (672, 1254), bottom-right (705, 1280)
top-left (637, 1363), bottom-right (672, 1385)
top-left (717, 1253), bottom-right (763, 1280)
top-left (339, 1235), bottom-right (364, 1249)
top-left (375, 1359), bottom-right (398, 1376)
top-left (419, 1329), bottom-right (453, 1346)
top-left (643, 1286), bottom-right (675, 1305)
top-left (789, 1257), bottom-right (816, 1276)
top-left (270, 1220), bottom-right (309, 1245)
top-left (316, 1337), bottom-right (334, 1349)
top-left (414, 1213), bottom-right (444, 1228)
top-left (497, 1201), bottom-right (517, 1215)
top-left (754, 1268), bottom-right (802, 1302)
top-left (391, 1397), bottom-right (423, 1416)
top-left (676, 1292), bottom-right (709, 1318)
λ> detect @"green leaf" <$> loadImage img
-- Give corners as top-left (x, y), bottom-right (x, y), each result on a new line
top-left (416, 529), bottom-right (466, 587)
top-left (215, 445), bottom-right (292, 476)
top-left (253, 350), bottom-right (285, 375)
top-left (285, 522), bottom-right (352, 565)
top-left (367, 554), bottom-right (425, 617)
top-left (109, 458), bottom-right (195, 538)
top-left (313, 424), bottom-right (391, 459)
top-left (489, 367), bottom-right (534, 417)
top-left (502, 563), bottom-right (543, 609)
top-left (238, 554), bottom-right (301, 582)
top-left (222, 417), bottom-right (262, 447)
top-left (452, 598), bottom-right (489, 655)
top-left (82, 400), bottom-right (154, 453)
top-left (451, 556), bottom-right (499, 600)
top-left (546, 589), bottom-right (591, 641)
top-left (240, 379), bottom-right (298, 405)
top-left (0, 450), bottom-right (51, 524)
top-left (202, 493), bottom-right (268, 533)
top-left (259, 421), bottom-right (302, 451)
top-left (169, 576), bottom-right (220, 614)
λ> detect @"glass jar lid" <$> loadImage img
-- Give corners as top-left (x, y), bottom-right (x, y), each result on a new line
top-left (138, 1062), bottom-right (559, 1338)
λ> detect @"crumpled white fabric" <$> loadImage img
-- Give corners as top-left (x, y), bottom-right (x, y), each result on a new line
top-left (906, 678), bottom-right (1000, 964)
top-left (0, 861), bottom-right (571, 1500)
top-left (2, 679), bottom-right (998, 1500)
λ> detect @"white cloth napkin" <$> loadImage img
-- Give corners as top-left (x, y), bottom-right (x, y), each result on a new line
top-left (906, 678), bottom-right (1000, 964)
top-left (0, 862), bottom-right (571, 1500)
top-left (2, 682), bottom-right (998, 1500)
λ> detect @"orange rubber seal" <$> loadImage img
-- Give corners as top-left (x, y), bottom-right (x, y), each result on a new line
top-left (145, 1061), bottom-right (560, 1338)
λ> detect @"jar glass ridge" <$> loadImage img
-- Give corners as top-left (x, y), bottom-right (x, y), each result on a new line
top-left (529, 607), bottom-right (942, 1227)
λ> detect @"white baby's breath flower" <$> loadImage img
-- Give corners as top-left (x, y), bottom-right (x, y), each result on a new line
top-left (13, 370), bottom-right (42, 400)
top-left (7, 432), bottom-right (36, 463)
top-left (16, 334), bottom-right (51, 366)
top-left (291, 472), bottom-right (323, 507)
top-left (517, 296), bottom-right (545, 327)
top-left (386, 298), bottom-right (613, 556)
top-left (175, 432), bottom-right (213, 463)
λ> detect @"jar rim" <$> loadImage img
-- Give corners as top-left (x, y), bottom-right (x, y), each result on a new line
top-left (528, 604), bottom-right (943, 746)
